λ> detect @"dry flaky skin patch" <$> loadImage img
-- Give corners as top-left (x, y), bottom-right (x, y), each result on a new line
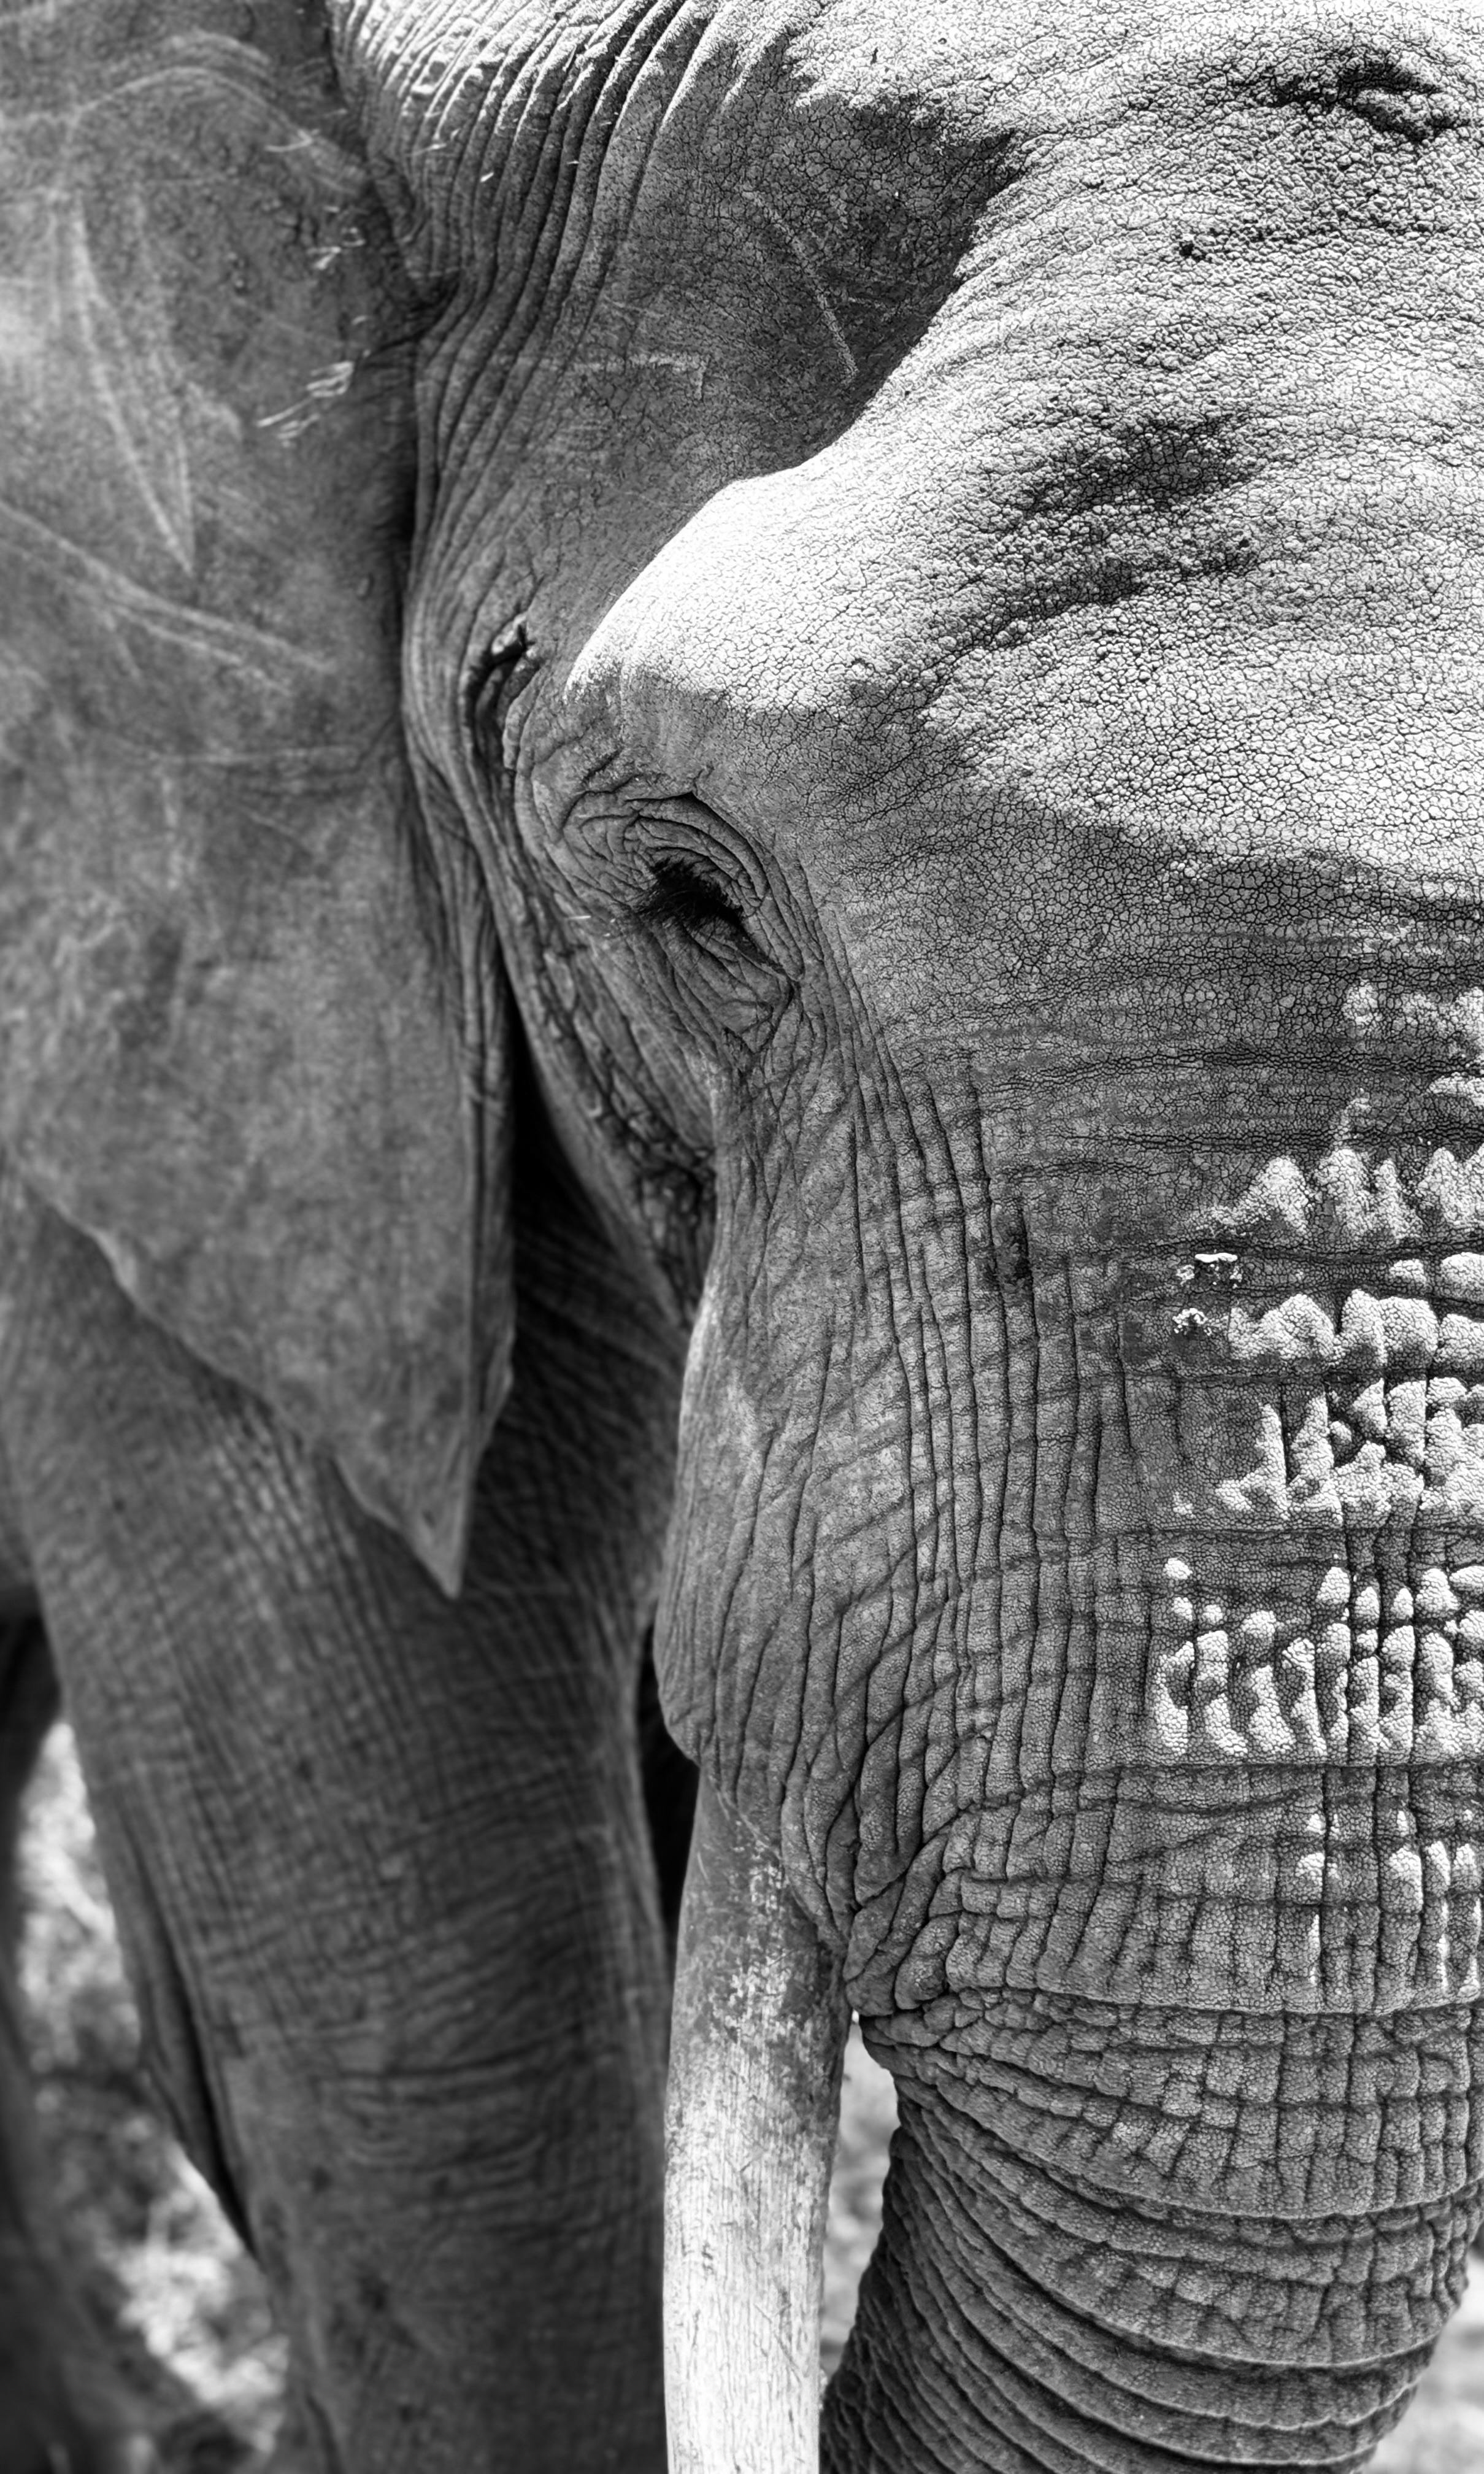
top-left (15, 1720), bottom-right (1484, 2462)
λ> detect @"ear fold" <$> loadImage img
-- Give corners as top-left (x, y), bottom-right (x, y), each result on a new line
top-left (0, 6), bottom-right (510, 1589)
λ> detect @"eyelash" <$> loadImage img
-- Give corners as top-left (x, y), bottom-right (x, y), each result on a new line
top-left (636, 859), bottom-right (750, 946)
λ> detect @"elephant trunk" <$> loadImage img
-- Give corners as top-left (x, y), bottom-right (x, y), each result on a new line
top-left (803, 1235), bottom-right (1484, 2468)
top-left (664, 1777), bottom-right (848, 2472)
top-left (821, 2023), bottom-right (1480, 2473)
top-left (659, 1039), bottom-right (1484, 2460)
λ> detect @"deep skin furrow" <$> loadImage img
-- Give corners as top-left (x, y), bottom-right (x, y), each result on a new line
top-left (826, 2070), bottom-right (1472, 2471)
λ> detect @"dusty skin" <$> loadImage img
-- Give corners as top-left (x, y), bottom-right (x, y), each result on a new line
top-left (4, 1), bottom-right (1484, 2468)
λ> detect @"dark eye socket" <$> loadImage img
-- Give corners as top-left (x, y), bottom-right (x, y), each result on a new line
top-left (636, 858), bottom-right (750, 946)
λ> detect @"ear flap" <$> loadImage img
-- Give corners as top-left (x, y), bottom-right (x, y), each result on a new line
top-left (0, 6), bottom-right (510, 1589)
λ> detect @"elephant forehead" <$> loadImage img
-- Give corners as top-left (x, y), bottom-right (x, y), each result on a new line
top-left (340, 0), bottom-right (1020, 313)
top-left (407, 0), bottom-right (1484, 689)
top-left (552, 6), bottom-right (1484, 827)
top-left (564, 382), bottom-right (1484, 982)
top-left (346, 0), bottom-right (1482, 276)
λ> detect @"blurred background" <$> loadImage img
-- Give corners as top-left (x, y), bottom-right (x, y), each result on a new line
top-left (18, 1725), bottom-right (1484, 2469)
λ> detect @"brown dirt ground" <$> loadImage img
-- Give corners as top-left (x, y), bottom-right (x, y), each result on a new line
top-left (18, 1725), bottom-right (1484, 2464)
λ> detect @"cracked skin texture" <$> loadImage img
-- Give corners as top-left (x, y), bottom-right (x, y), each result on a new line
top-left (400, 3), bottom-right (1484, 2465)
top-left (4, 0), bottom-right (1484, 2467)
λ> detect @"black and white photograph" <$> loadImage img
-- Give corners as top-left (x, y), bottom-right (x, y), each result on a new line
top-left (2, 4), bottom-right (1483, 2467)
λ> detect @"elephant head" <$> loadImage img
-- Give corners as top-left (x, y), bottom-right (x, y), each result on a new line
top-left (7, 0), bottom-right (1484, 2465)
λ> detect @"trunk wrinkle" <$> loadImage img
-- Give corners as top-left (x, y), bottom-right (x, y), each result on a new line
top-left (824, 2075), bottom-right (1473, 2473)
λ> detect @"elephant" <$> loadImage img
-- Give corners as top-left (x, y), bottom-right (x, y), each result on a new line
top-left (2, 0), bottom-right (1483, 2465)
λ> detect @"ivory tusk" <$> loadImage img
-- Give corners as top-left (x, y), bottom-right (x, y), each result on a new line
top-left (664, 1776), bottom-right (847, 2473)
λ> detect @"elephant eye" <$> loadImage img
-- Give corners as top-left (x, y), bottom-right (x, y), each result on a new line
top-left (636, 858), bottom-right (751, 949)
top-left (624, 841), bottom-right (794, 1041)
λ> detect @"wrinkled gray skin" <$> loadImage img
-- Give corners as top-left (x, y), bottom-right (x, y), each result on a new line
top-left (2, 0), bottom-right (1483, 2467)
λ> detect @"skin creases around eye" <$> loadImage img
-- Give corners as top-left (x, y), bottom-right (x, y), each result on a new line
top-left (619, 827), bottom-right (797, 1047)
top-left (562, 784), bottom-right (793, 1001)
top-left (617, 794), bottom-right (774, 952)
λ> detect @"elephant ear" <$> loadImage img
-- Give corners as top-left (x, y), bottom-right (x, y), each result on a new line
top-left (0, 4), bottom-right (510, 1590)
